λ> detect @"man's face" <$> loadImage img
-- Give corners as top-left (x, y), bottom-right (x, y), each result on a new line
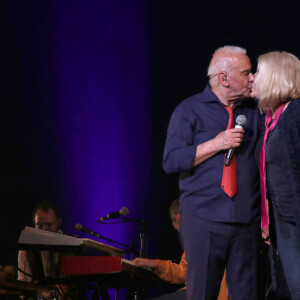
top-left (227, 54), bottom-right (254, 100)
top-left (171, 214), bottom-right (180, 231)
top-left (34, 209), bottom-right (61, 232)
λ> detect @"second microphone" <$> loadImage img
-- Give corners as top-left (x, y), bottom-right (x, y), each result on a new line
top-left (225, 115), bottom-right (247, 166)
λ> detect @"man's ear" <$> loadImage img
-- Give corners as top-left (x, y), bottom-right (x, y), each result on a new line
top-left (172, 214), bottom-right (180, 228)
top-left (218, 72), bottom-right (229, 86)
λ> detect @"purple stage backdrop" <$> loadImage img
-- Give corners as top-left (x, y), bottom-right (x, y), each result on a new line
top-left (49, 2), bottom-right (152, 248)
top-left (2, 1), bottom-right (300, 299)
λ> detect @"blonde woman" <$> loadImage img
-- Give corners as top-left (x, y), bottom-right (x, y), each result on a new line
top-left (251, 51), bottom-right (300, 300)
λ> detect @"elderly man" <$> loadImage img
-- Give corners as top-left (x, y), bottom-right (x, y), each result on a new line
top-left (163, 46), bottom-right (262, 300)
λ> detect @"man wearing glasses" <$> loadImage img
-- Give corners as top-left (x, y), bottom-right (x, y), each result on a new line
top-left (32, 201), bottom-right (62, 232)
top-left (18, 201), bottom-right (63, 298)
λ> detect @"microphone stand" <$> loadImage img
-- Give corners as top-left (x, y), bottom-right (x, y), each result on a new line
top-left (119, 217), bottom-right (149, 258)
top-left (93, 233), bottom-right (129, 250)
top-left (119, 217), bottom-right (149, 300)
top-left (77, 227), bottom-right (130, 251)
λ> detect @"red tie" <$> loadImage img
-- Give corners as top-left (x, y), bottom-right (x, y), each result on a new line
top-left (221, 106), bottom-right (237, 198)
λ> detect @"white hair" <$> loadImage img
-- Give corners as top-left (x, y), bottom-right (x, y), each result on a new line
top-left (254, 51), bottom-right (300, 111)
top-left (207, 46), bottom-right (247, 81)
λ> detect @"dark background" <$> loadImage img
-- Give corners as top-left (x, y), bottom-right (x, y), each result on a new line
top-left (0, 0), bottom-right (299, 298)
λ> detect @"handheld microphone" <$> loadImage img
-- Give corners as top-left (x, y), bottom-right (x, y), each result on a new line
top-left (224, 115), bottom-right (247, 166)
top-left (97, 207), bottom-right (129, 222)
top-left (75, 224), bottom-right (102, 239)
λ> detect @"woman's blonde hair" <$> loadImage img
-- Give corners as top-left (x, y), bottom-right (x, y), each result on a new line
top-left (255, 51), bottom-right (300, 111)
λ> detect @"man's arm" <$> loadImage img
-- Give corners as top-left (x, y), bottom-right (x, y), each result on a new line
top-left (17, 250), bottom-right (30, 282)
top-left (192, 128), bottom-right (244, 167)
top-left (133, 252), bottom-right (186, 284)
top-left (163, 105), bottom-right (244, 172)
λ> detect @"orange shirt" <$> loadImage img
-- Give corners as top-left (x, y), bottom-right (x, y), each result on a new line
top-left (153, 252), bottom-right (228, 300)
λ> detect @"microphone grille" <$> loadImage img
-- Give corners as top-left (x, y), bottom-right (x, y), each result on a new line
top-left (236, 115), bottom-right (247, 126)
top-left (75, 223), bottom-right (82, 230)
top-left (119, 207), bottom-right (129, 216)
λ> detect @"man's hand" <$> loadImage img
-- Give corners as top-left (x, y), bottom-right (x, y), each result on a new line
top-left (132, 258), bottom-right (156, 271)
top-left (193, 128), bottom-right (245, 167)
top-left (214, 128), bottom-right (245, 152)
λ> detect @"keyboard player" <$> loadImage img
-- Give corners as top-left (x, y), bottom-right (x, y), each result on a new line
top-left (18, 201), bottom-right (68, 299)
top-left (133, 200), bottom-right (228, 300)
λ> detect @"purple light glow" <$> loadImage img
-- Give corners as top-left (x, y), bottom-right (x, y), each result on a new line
top-left (50, 1), bottom-right (151, 248)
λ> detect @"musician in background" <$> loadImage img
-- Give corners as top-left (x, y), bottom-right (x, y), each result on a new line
top-left (0, 264), bottom-right (17, 296)
top-left (17, 201), bottom-right (67, 299)
top-left (133, 199), bottom-right (228, 300)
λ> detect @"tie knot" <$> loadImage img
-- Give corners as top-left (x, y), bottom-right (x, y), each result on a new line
top-left (224, 106), bottom-right (233, 116)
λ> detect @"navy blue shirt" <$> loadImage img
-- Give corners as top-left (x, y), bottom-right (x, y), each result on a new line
top-left (163, 85), bottom-right (262, 223)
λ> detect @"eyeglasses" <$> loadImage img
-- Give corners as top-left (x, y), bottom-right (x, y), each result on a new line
top-left (209, 71), bottom-right (228, 80)
top-left (34, 221), bottom-right (57, 230)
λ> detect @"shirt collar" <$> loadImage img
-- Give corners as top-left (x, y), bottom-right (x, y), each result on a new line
top-left (200, 84), bottom-right (220, 103)
top-left (201, 84), bottom-right (244, 108)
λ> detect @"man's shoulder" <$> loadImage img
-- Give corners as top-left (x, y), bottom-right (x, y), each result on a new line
top-left (180, 93), bottom-right (202, 106)
top-left (18, 250), bottom-right (27, 258)
top-left (177, 85), bottom-right (215, 109)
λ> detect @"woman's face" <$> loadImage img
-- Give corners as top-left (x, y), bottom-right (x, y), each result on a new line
top-left (250, 64), bottom-right (260, 99)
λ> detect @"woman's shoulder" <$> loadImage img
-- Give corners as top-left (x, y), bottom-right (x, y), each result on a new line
top-left (289, 97), bottom-right (300, 108)
top-left (281, 98), bottom-right (300, 133)
top-left (283, 98), bottom-right (300, 118)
